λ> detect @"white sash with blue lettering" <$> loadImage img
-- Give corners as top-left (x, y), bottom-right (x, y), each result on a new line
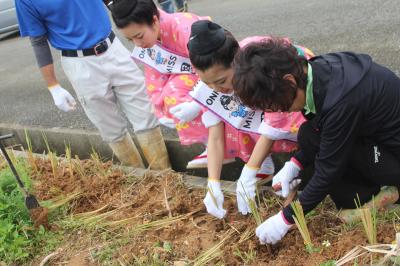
top-left (190, 81), bottom-right (264, 134)
top-left (131, 43), bottom-right (194, 74)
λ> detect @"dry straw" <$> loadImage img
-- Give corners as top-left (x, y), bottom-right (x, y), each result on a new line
top-left (193, 229), bottom-right (235, 266)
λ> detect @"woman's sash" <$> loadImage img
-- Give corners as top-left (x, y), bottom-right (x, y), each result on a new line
top-left (190, 81), bottom-right (264, 134)
top-left (131, 43), bottom-right (194, 75)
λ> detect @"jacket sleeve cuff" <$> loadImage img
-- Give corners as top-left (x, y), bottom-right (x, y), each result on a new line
top-left (293, 150), bottom-right (310, 169)
top-left (290, 157), bottom-right (303, 170)
top-left (282, 206), bottom-right (295, 225)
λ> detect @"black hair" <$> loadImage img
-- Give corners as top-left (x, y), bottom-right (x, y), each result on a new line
top-left (189, 30), bottom-right (239, 71)
top-left (232, 37), bottom-right (308, 112)
top-left (110, 0), bottom-right (160, 28)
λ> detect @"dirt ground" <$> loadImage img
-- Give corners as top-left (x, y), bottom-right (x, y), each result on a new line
top-left (28, 157), bottom-right (397, 266)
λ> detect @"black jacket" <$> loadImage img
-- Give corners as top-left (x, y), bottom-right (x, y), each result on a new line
top-left (283, 52), bottom-right (400, 222)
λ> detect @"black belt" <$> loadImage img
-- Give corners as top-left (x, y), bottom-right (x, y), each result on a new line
top-left (61, 31), bottom-right (115, 57)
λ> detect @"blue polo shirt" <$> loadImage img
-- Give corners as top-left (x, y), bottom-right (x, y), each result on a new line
top-left (15, 0), bottom-right (112, 50)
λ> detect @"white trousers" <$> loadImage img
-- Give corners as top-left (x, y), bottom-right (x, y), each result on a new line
top-left (61, 37), bottom-right (158, 143)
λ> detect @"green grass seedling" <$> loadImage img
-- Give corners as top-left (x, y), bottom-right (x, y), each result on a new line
top-left (355, 195), bottom-right (377, 245)
top-left (24, 129), bottom-right (38, 174)
top-left (42, 133), bottom-right (58, 178)
top-left (291, 200), bottom-right (316, 253)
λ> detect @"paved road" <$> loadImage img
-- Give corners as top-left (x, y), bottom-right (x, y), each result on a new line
top-left (0, 0), bottom-right (399, 135)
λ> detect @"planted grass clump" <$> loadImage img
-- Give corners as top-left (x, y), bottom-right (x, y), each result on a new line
top-left (355, 195), bottom-right (377, 245)
top-left (24, 129), bottom-right (38, 174)
top-left (42, 133), bottom-right (58, 178)
top-left (291, 200), bottom-right (319, 253)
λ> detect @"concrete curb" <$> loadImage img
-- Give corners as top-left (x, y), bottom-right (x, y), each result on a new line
top-left (0, 123), bottom-right (292, 181)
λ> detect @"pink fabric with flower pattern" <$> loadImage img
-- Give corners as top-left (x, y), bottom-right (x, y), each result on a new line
top-left (144, 10), bottom-right (210, 145)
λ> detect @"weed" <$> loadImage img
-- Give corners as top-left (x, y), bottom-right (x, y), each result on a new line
top-left (0, 161), bottom-right (60, 264)
top-left (234, 247), bottom-right (257, 264)
top-left (320, 260), bottom-right (336, 266)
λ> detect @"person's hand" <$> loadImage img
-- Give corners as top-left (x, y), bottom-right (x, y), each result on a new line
top-left (203, 179), bottom-right (226, 219)
top-left (256, 211), bottom-right (293, 245)
top-left (49, 85), bottom-right (76, 112)
top-left (169, 101), bottom-right (202, 123)
top-left (158, 116), bottom-right (176, 128)
top-left (236, 165), bottom-right (259, 215)
top-left (272, 160), bottom-right (301, 198)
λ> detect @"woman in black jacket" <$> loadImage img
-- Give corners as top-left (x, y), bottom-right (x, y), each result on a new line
top-left (232, 37), bottom-right (400, 245)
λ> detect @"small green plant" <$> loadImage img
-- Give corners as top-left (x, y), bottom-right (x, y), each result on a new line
top-left (234, 247), bottom-right (256, 264)
top-left (355, 195), bottom-right (377, 244)
top-left (65, 143), bottom-right (74, 179)
top-left (73, 155), bottom-right (86, 179)
top-left (42, 133), bottom-right (58, 178)
top-left (320, 260), bottom-right (336, 266)
top-left (90, 147), bottom-right (106, 176)
top-left (131, 254), bottom-right (169, 266)
top-left (291, 200), bottom-right (319, 253)
top-left (90, 242), bottom-right (118, 265)
top-left (162, 241), bottom-right (173, 253)
top-left (24, 129), bottom-right (38, 174)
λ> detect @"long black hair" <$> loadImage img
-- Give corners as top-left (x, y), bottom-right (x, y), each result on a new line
top-left (110, 0), bottom-right (160, 28)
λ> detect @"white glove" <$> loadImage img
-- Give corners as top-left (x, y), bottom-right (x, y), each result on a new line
top-left (236, 165), bottom-right (259, 215)
top-left (272, 160), bottom-right (301, 198)
top-left (256, 211), bottom-right (292, 245)
top-left (49, 85), bottom-right (76, 112)
top-left (203, 179), bottom-right (226, 219)
top-left (169, 101), bottom-right (202, 123)
top-left (274, 179), bottom-right (301, 197)
top-left (158, 116), bottom-right (176, 128)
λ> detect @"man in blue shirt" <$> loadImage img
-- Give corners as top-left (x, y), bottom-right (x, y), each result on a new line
top-left (15, 0), bottom-right (171, 170)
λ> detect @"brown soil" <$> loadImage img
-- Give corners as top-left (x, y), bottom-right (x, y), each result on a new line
top-left (32, 158), bottom-right (125, 213)
top-left (29, 158), bottom-right (398, 266)
top-left (29, 206), bottom-right (49, 229)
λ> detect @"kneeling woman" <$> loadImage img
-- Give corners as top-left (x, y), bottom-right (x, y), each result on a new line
top-left (233, 38), bottom-right (400, 245)
top-left (185, 21), bottom-right (313, 218)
